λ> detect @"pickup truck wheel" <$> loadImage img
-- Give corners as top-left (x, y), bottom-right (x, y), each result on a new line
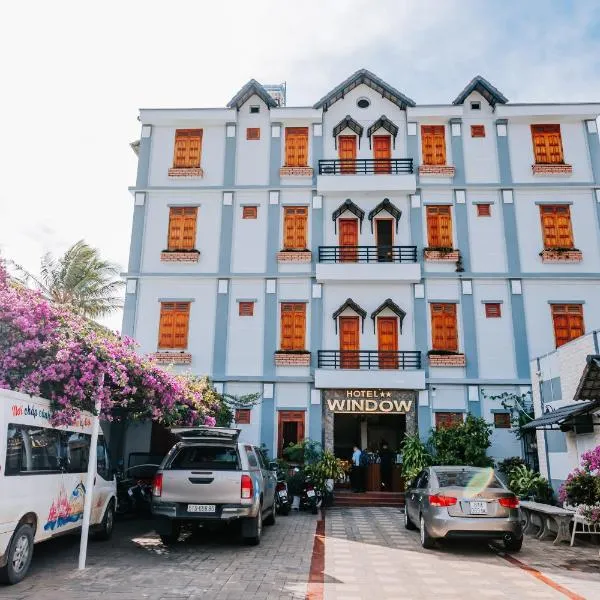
top-left (242, 510), bottom-right (262, 545)
top-left (0, 524), bottom-right (34, 585)
top-left (264, 500), bottom-right (276, 526)
top-left (159, 521), bottom-right (181, 545)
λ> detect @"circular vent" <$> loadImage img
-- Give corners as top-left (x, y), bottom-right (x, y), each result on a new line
top-left (357, 97), bottom-right (370, 109)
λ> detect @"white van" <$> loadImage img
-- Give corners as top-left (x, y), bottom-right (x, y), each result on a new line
top-left (0, 390), bottom-right (117, 584)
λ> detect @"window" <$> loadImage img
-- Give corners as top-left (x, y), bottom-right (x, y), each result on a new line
top-left (485, 303), bottom-right (502, 318)
top-left (284, 127), bottom-right (309, 167)
top-left (421, 126), bottom-right (446, 165)
top-left (168, 446), bottom-right (239, 471)
top-left (172, 129), bottom-right (202, 168)
top-left (278, 411), bottom-right (305, 457)
top-left (239, 301), bottom-right (254, 317)
top-left (531, 124), bottom-right (564, 164)
top-left (235, 409), bottom-right (251, 424)
top-left (283, 206), bottom-right (308, 250)
top-left (539, 205), bottom-right (574, 249)
top-left (426, 205), bottom-right (453, 247)
top-left (435, 412), bottom-right (463, 429)
top-left (430, 303), bottom-right (458, 351)
top-left (552, 304), bottom-right (584, 348)
top-left (242, 206), bottom-right (257, 219)
top-left (470, 101), bottom-right (481, 110)
top-left (245, 446), bottom-right (259, 468)
top-left (357, 97), bottom-right (370, 109)
top-left (436, 469), bottom-right (503, 488)
top-left (494, 413), bottom-right (511, 429)
top-left (250, 105), bottom-right (260, 114)
top-left (158, 302), bottom-right (190, 349)
top-left (167, 207), bottom-right (198, 251)
top-left (246, 127), bottom-right (260, 140)
top-left (471, 125), bottom-right (485, 138)
top-left (477, 203), bottom-right (491, 217)
top-left (280, 303), bottom-right (306, 351)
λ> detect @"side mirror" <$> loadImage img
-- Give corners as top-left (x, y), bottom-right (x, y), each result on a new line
top-left (268, 461), bottom-right (279, 471)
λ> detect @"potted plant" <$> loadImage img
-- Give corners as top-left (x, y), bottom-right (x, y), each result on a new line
top-left (508, 465), bottom-right (552, 502)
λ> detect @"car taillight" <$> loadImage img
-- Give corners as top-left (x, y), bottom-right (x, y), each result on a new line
top-left (152, 473), bottom-right (163, 497)
top-left (241, 474), bottom-right (253, 499)
top-left (499, 496), bottom-right (520, 509)
top-left (429, 494), bottom-right (457, 507)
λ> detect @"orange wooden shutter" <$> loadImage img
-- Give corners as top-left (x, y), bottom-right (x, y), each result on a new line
top-left (168, 207), bottom-right (197, 250)
top-left (426, 206), bottom-right (452, 247)
top-left (280, 303), bottom-right (305, 350)
top-left (239, 302), bottom-right (254, 316)
top-left (552, 304), bottom-right (584, 347)
top-left (158, 302), bottom-right (190, 349)
top-left (471, 125), bottom-right (485, 138)
top-left (431, 303), bottom-right (457, 351)
top-left (421, 125), bottom-right (446, 165)
top-left (338, 136), bottom-right (357, 173)
top-left (377, 317), bottom-right (398, 369)
top-left (242, 206), bottom-right (257, 219)
top-left (485, 303), bottom-right (501, 318)
top-left (436, 412), bottom-right (463, 428)
top-left (235, 409), bottom-right (251, 424)
top-left (173, 129), bottom-right (202, 168)
top-left (246, 128), bottom-right (260, 140)
top-left (540, 205), bottom-right (573, 249)
top-left (477, 204), bottom-right (491, 217)
top-left (531, 125), bottom-right (563, 164)
top-left (285, 128), bottom-right (308, 167)
top-left (283, 207), bottom-right (307, 250)
top-left (339, 316), bottom-right (360, 369)
top-left (373, 135), bottom-right (391, 173)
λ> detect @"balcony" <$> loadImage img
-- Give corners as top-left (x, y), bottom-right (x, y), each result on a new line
top-left (316, 245), bottom-right (421, 283)
top-left (317, 159), bottom-right (416, 194)
top-left (315, 350), bottom-right (425, 389)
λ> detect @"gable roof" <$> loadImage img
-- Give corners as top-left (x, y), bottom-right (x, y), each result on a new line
top-left (227, 79), bottom-right (278, 110)
top-left (367, 115), bottom-right (399, 145)
top-left (574, 355), bottom-right (600, 401)
top-left (313, 69), bottom-right (416, 112)
top-left (368, 198), bottom-right (402, 232)
top-left (333, 115), bottom-right (364, 138)
top-left (333, 298), bottom-right (367, 332)
top-left (370, 298), bottom-right (406, 332)
top-left (452, 75), bottom-right (508, 107)
top-left (332, 199), bottom-right (365, 231)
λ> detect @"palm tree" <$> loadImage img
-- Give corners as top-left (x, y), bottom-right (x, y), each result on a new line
top-left (11, 240), bottom-right (124, 319)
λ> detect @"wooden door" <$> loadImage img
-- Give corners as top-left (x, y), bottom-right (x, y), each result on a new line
top-left (339, 316), bottom-right (360, 369)
top-left (377, 317), bottom-right (398, 369)
top-left (373, 135), bottom-right (391, 173)
top-left (339, 218), bottom-right (358, 263)
top-left (338, 136), bottom-right (357, 174)
top-left (278, 411), bottom-right (305, 458)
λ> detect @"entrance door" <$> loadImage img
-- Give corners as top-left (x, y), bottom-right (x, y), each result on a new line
top-left (339, 316), bottom-right (360, 369)
top-left (376, 219), bottom-right (394, 263)
top-left (339, 218), bottom-right (358, 263)
top-left (373, 135), bottom-right (391, 174)
top-left (377, 317), bottom-right (398, 369)
top-left (278, 411), bottom-right (305, 457)
top-left (338, 136), bottom-right (357, 174)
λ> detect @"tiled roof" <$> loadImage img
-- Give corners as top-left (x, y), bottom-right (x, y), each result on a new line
top-left (227, 79), bottom-right (278, 110)
top-left (452, 75), bottom-right (508, 106)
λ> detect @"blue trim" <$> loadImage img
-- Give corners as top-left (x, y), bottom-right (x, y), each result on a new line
top-left (270, 124), bottom-right (282, 187)
top-left (135, 135), bottom-right (151, 188)
top-left (266, 201), bottom-right (281, 276)
top-left (261, 397), bottom-right (275, 457)
top-left (585, 122), bottom-right (600, 183)
top-left (541, 377), bottom-right (562, 402)
top-left (414, 301), bottom-right (429, 377)
top-left (509, 289), bottom-right (530, 379)
top-left (594, 330), bottom-right (599, 353)
top-left (461, 292), bottom-right (479, 378)
top-left (418, 404), bottom-right (431, 438)
top-left (500, 190), bottom-right (521, 274)
top-left (263, 292), bottom-right (277, 379)
top-left (546, 430), bottom-right (567, 453)
top-left (432, 408), bottom-right (467, 413)
top-left (548, 300), bottom-right (585, 305)
top-left (218, 195), bottom-right (234, 275)
top-left (309, 398), bottom-right (322, 445)
top-left (427, 378), bottom-right (531, 385)
top-left (211, 293), bottom-right (230, 379)
top-left (449, 119), bottom-right (465, 186)
top-left (127, 205), bottom-right (146, 275)
top-left (224, 123), bottom-right (237, 187)
top-left (407, 126), bottom-right (420, 172)
top-left (121, 292), bottom-right (137, 337)
top-left (454, 189), bottom-right (471, 272)
top-left (490, 408), bottom-right (511, 414)
top-left (468, 401), bottom-right (481, 417)
top-left (215, 375), bottom-right (314, 383)
top-left (495, 120), bottom-right (513, 185)
top-left (312, 128), bottom-right (323, 186)
top-left (550, 479), bottom-right (564, 494)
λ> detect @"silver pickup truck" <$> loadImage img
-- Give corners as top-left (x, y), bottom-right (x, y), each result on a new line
top-left (151, 427), bottom-right (277, 545)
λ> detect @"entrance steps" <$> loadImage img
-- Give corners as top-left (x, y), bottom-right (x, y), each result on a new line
top-left (333, 490), bottom-right (405, 507)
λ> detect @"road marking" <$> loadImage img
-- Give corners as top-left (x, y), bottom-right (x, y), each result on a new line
top-left (306, 509), bottom-right (325, 600)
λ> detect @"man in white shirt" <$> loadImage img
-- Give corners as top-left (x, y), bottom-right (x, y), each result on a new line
top-left (351, 445), bottom-right (362, 492)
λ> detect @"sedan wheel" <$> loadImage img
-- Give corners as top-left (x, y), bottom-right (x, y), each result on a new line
top-left (404, 508), bottom-right (416, 530)
top-left (419, 515), bottom-right (435, 549)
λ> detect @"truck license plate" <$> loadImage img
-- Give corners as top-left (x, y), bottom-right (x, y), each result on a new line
top-left (187, 504), bottom-right (216, 513)
top-left (306, 490), bottom-right (316, 498)
top-left (470, 501), bottom-right (487, 515)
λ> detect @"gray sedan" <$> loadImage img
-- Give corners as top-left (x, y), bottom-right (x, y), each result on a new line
top-left (404, 466), bottom-right (523, 551)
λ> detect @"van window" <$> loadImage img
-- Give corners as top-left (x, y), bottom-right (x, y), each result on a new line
top-left (97, 438), bottom-right (111, 480)
top-left (61, 432), bottom-right (90, 473)
top-left (5, 424), bottom-right (62, 474)
top-left (168, 446), bottom-right (240, 471)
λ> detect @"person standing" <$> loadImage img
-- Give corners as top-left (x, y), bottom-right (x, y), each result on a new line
top-left (351, 445), bottom-right (362, 492)
top-left (379, 441), bottom-right (393, 491)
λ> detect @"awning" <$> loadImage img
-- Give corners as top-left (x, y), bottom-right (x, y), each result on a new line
top-left (368, 198), bottom-right (402, 233)
top-left (521, 400), bottom-right (600, 430)
top-left (332, 199), bottom-right (365, 233)
top-left (574, 355), bottom-right (600, 401)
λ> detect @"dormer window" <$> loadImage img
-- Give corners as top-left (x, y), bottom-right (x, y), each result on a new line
top-left (470, 101), bottom-right (481, 110)
top-left (250, 105), bottom-right (260, 114)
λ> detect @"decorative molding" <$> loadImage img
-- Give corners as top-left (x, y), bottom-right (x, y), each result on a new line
top-left (153, 352), bottom-right (192, 365)
top-left (410, 194), bottom-right (421, 208)
top-left (134, 192), bottom-right (146, 206)
top-left (160, 251), bottom-right (200, 263)
top-left (429, 353), bottom-right (466, 367)
top-left (312, 195), bottom-right (323, 209)
top-left (218, 279), bottom-right (229, 294)
top-left (141, 125), bottom-right (152, 138)
top-left (414, 283), bottom-right (425, 298)
top-left (263, 383), bottom-right (274, 398)
top-left (407, 122), bottom-right (417, 136)
top-left (461, 280), bottom-right (472, 295)
top-left (510, 279), bottom-right (522, 295)
top-left (269, 191), bottom-right (280, 205)
top-left (168, 167), bottom-right (204, 178)
top-left (280, 166), bottom-right (313, 177)
top-left (455, 190), bottom-right (466, 204)
top-left (496, 123), bottom-right (507, 137)
top-left (419, 165), bottom-right (456, 177)
top-left (274, 351), bottom-right (311, 367)
top-left (223, 191), bottom-right (234, 205)
top-left (276, 251), bottom-right (312, 263)
top-left (532, 164), bottom-right (573, 176)
top-left (502, 189), bottom-right (514, 204)
top-left (271, 124), bottom-right (281, 138)
top-left (266, 279), bottom-right (277, 294)
top-left (540, 249), bottom-right (583, 263)
top-left (226, 124), bottom-right (236, 138)
top-left (451, 122), bottom-right (462, 137)
top-left (586, 120), bottom-right (598, 134)
top-left (313, 123), bottom-right (323, 137)
top-left (312, 283), bottom-right (322, 298)
top-left (126, 279), bottom-right (137, 295)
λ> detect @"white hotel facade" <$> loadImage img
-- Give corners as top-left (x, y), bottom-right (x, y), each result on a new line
top-left (123, 70), bottom-right (600, 465)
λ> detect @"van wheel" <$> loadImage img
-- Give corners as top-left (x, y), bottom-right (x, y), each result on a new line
top-left (159, 521), bottom-right (181, 545)
top-left (0, 524), bottom-right (34, 585)
top-left (95, 501), bottom-right (114, 541)
top-left (264, 500), bottom-right (276, 526)
top-left (242, 510), bottom-right (262, 545)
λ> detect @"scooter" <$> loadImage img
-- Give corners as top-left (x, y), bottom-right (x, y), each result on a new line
top-left (275, 474), bottom-right (291, 516)
top-left (301, 473), bottom-right (319, 515)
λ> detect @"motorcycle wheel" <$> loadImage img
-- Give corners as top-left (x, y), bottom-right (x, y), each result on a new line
top-left (280, 505), bottom-right (291, 516)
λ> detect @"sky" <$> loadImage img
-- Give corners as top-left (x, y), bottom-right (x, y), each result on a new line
top-left (1, 0), bottom-right (600, 332)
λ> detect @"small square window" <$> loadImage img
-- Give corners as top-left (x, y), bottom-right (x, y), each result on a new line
top-left (246, 128), bottom-right (260, 140)
top-left (485, 303), bottom-right (502, 318)
top-left (494, 413), bottom-right (511, 429)
top-left (470, 101), bottom-right (481, 110)
top-left (235, 409), bottom-right (251, 424)
top-left (477, 203), bottom-right (492, 217)
top-left (250, 106), bottom-right (260, 114)
top-left (242, 206), bottom-right (258, 219)
top-left (471, 125), bottom-right (485, 138)
top-left (239, 302), bottom-right (254, 317)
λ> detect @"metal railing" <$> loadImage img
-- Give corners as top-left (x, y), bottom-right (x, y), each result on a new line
top-left (318, 245), bottom-right (417, 263)
top-left (318, 158), bottom-right (413, 175)
top-left (317, 350), bottom-right (422, 370)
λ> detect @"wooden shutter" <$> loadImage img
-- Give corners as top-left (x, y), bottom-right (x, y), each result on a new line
top-left (435, 412), bottom-right (463, 429)
top-left (485, 303), bottom-right (502, 318)
top-left (339, 316), bottom-right (360, 369)
top-left (477, 204), bottom-right (491, 217)
top-left (285, 127), bottom-right (308, 167)
top-left (173, 129), bottom-right (202, 168)
top-left (280, 303), bottom-right (306, 350)
top-left (239, 302), bottom-right (254, 316)
top-left (377, 317), bottom-right (398, 369)
top-left (471, 125), bottom-right (485, 138)
top-left (158, 302), bottom-right (190, 349)
top-left (246, 128), bottom-right (260, 140)
top-left (235, 409), bottom-right (251, 424)
top-left (421, 125), bottom-right (446, 165)
top-left (373, 135), bottom-right (391, 173)
top-left (494, 413), bottom-right (511, 429)
top-left (531, 125), bottom-right (564, 164)
top-left (168, 207), bottom-right (197, 250)
top-left (242, 206), bottom-right (257, 219)
top-left (338, 136), bottom-right (357, 173)
top-left (431, 303), bottom-right (458, 351)
top-left (552, 304), bottom-right (584, 348)
top-left (283, 206), bottom-right (308, 250)
top-left (539, 205), bottom-right (573, 249)
top-left (426, 205), bottom-right (452, 247)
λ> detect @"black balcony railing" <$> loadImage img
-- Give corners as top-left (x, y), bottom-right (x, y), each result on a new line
top-left (318, 245), bottom-right (417, 263)
top-left (317, 350), bottom-right (422, 370)
top-left (318, 158), bottom-right (413, 175)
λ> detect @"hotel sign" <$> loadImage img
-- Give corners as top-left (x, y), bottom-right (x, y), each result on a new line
top-left (326, 389), bottom-right (413, 414)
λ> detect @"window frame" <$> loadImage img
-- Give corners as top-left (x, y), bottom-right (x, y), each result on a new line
top-left (158, 302), bottom-right (191, 350)
top-left (539, 204), bottom-right (574, 249)
top-left (430, 303), bottom-right (458, 352)
top-left (484, 303), bottom-right (502, 318)
top-left (172, 129), bottom-right (203, 169)
top-left (279, 302), bottom-right (306, 351)
top-left (493, 413), bottom-right (511, 429)
top-left (471, 125), bottom-right (485, 138)
top-left (242, 206), bottom-right (258, 220)
top-left (551, 304), bottom-right (584, 348)
top-left (167, 206), bottom-right (198, 251)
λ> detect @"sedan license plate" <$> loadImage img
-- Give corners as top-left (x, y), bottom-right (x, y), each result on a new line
top-left (278, 491), bottom-right (288, 498)
top-left (187, 504), bottom-right (216, 513)
top-left (306, 489), bottom-right (316, 498)
top-left (470, 501), bottom-right (488, 515)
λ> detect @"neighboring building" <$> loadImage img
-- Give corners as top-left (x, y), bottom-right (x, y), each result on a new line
top-left (123, 69), bottom-right (600, 464)
top-left (526, 333), bottom-right (600, 492)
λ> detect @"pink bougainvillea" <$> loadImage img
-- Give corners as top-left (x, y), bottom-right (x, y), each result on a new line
top-left (581, 446), bottom-right (600, 474)
top-left (0, 265), bottom-right (219, 427)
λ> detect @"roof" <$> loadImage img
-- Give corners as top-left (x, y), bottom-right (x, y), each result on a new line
top-left (370, 299), bottom-right (406, 332)
top-left (227, 79), bottom-right (278, 110)
top-left (332, 199), bottom-right (365, 231)
top-left (368, 198), bottom-right (402, 232)
top-left (333, 115), bottom-right (363, 138)
top-left (453, 75), bottom-right (508, 107)
top-left (313, 69), bottom-right (416, 111)
top-left (367, 115), bottom-right (399, 140)
top-left (574, 355), bottom-right (600, 401)
top-left (333, 298), bottom-right (367, 321)
top-left (520, 400), bottom-right (600, 430)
